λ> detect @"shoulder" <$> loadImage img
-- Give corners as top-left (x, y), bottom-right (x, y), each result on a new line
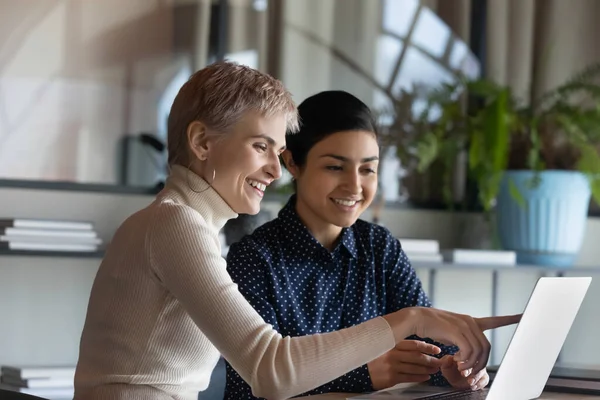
top-left (226, 217), bottom-right (281, 266)
top-left (138, 200), bottom-right (225, 277)
top-left (150, 199), bottom-right (208, 228)
top-left (226, 219), bottom-right (282, 285)
top-left (247, 217), bottom-right (281, 245)
top-left (144, 200), bottom-right (217, 250)
top-left (352, 219), bottom-right (399, 249)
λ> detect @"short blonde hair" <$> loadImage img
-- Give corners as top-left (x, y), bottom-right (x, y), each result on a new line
top-left (167, 60), bottom-right (299, 166)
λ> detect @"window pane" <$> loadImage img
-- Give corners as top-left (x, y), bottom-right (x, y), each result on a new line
top-left (392, 46), bottom-right (455, 96)
top-left (461, 52), bottom-right (482, 79)
top-left (411, 7), bottom-right (451, 59)
top-left (449, 38), bottom-right (469, 70)
top-left (449, 37), bottom-right (481, 79)
top-left (412, 98), bottom-right (442, 121)
top-left (374, 34), bottom-right (404, 87)
top-left (373, 89), bottom-right (394, 122)
top-left (382, 0), bottom-right (419, 38)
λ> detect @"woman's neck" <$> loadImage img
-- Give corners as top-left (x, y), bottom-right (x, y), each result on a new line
top-left (294, 201), bottom-right (342, 251)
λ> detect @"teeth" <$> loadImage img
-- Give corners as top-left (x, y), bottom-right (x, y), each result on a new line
top-left (247, 179), bottom-right (266, 192)
top-left (333, 199), bottom-right (358, 207)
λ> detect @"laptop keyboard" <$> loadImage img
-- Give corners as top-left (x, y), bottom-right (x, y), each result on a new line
top-left (415, 389), bottom-right (489, 399)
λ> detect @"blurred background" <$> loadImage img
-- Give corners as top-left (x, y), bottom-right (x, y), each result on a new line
top-left (2, 1), bottom-right (600, 399)
top-left (0, 0), bottom-right (480, 200)
top-left (2, 0), bottom-right (599, 210)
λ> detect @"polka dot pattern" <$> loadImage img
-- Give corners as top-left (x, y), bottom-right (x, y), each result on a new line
top-left (224, 196), bottom-right (457, 399)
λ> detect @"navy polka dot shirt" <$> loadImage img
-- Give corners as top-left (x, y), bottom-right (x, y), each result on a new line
top-left (224, 196), bottom-right (457, 399)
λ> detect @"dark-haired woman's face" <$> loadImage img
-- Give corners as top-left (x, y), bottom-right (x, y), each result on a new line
top-left (293, 130), bottom-right (379, 230)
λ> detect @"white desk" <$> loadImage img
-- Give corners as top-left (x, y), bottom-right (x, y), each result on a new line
top-left (297, 391), bottom-right (597, 399)
top-left (296, 381), bottom-right (598, 400)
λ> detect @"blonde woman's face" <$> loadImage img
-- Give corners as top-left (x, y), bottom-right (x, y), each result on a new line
top-left (205, 111), bottom-right (287, 215)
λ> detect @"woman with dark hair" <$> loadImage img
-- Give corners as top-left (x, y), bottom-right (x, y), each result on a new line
top-left (75, 62), bottom-right (517, 400)
top-left (224, 90), bottom-right (496, 399)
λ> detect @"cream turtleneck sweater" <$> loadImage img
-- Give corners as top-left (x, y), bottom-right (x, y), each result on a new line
top-left (74, 165), bottom-right (395, 400)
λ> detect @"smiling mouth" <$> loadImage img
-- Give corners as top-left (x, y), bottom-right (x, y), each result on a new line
top-left (331, 198), bottom-right (361, 207)
top-left (246, 178), bottom-right (267, 196)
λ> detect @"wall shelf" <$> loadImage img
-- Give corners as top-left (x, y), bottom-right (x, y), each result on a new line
top-left (411, 261), bottom-right (600, 273)
top-left (0, 249), bottom-right (105, 259)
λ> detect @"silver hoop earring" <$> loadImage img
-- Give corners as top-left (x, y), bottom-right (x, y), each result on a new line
top-left (211, 169), bottom-right (216, 184)
top-left (185, 159), bottom-right (212, 194)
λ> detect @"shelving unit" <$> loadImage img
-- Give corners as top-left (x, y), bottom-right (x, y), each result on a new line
top-left (0, 249), bottom-right (105, 259)
top-left (2, 249), bottom-right (599, 367)
top-left (412, 261), bottom-right (600, 273)
top-left (412, 261), bottom-right (600, 312)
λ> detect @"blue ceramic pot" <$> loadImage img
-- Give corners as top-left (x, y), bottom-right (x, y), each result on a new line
top-left (496, 170), bottom-right (590, 267)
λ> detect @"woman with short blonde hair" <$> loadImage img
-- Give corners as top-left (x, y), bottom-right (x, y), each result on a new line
top-left (74, 61), bottom-right (519, 400)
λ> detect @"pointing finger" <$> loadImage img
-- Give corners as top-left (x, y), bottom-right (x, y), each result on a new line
top-left (475, 314), bottom-right (522, 331)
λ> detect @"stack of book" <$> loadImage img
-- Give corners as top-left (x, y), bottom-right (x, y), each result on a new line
top-left (441, 248), bottom-right (516, 266)
top-left (399, 239), bottom-right (443, 263)
top-left (399, 239), bottom-right (517, 267)
top-left (0, 218), bottom-right (102, 254)
top-left (0, 365), bottom-right (75, 399)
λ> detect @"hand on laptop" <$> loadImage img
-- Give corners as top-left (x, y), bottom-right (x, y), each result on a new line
top-left (367, 340), bottom-right (443, 390)
top-left (440, 355), bottom-right (489, 391)
top-left (385, 307), bottom-right (521, 375)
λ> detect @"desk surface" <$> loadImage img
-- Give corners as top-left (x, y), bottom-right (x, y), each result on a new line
top-left (296, 391), bottom-right (596, 399)
top-left (296, 385), bottom-right (597, 400)
top-left (538, 394), bottom-right (599, 399)
top-left (297, 365), bottom-right (600, 399)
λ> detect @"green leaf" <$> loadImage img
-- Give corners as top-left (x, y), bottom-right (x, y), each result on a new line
top-left (468, 128), bottom-right (483, 169)
top-left (526, 117), bottom-right (544, 170)
top-left (576, 143), bottom-right (600, 172)
top-left (477, 171), bottom-right (503, 212)
top-left (589, 177), bottom-right (600, 206)
top-left (467, 87), bottom-right (512, 211)
top-left (508, 178), bottom-right (526, 208)
top-left (536, 62), bottom-right (600, 110)
top-left (575, 143), bottom-right (600, 205)
top-left (483, 88), bottom-right (510, 172)
top-left (416, 133), bottom-right (439, 173)
top-left (467, 79), bottom-right (502, 98)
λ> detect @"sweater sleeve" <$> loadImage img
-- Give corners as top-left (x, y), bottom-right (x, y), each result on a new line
top-left (147, 204), bottom-right (396, 400)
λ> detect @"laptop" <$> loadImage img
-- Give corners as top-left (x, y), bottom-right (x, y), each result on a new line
top-left (350, 276), bottom-right (592, 400)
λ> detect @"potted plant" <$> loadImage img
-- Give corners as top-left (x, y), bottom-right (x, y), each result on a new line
top-left (377, 83), bottom-right (471, 209)
top-left (398, 64), bottom-right (600, 267)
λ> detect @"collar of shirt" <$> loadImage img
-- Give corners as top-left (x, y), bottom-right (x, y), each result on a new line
top-left (278, 195), bottom-right (358, 260)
